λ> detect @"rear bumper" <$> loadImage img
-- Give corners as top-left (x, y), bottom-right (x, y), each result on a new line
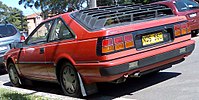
top-left (76, 40), bottom-right (195, 84)
top-left (100, 44), bottom-right (194, 76)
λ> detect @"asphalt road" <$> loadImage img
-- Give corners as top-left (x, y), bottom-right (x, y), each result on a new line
top-left (0, 36), bottom-right (199, 100)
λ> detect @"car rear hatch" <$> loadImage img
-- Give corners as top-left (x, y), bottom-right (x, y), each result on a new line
top-left (71, 4), bottom-right (190, 60)
top-left (71, 4), bottom-right (174, 31)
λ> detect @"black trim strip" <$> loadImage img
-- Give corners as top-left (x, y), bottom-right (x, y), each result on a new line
top-left (17, 62), bottom-right (54, 64)
top-left (100, 44), bottom-right (194, 76)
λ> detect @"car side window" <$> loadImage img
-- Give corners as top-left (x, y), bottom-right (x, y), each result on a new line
top-left (27, 20), bottom-right (53, 45)
top-left (49, 19), bottom-right (73, 41)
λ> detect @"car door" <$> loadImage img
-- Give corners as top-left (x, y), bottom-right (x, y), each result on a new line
top-left (44, 18), bottom-right (75, 79)
top-left (18, 20), bottom-right (54, 79)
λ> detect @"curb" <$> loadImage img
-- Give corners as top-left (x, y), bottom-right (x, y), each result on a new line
top-left (0, 75), bottom-right (137, 100)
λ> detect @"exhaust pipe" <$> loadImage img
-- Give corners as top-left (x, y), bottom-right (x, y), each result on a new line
top-left (130, 72), bottom-right (141, 78)
top-left (111, 74), bottom-right (129, 84)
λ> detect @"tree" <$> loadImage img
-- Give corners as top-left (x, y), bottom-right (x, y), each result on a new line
top-left (90, 0), bottom-right (97, 8)
top-left (97, 0), bottom-right (113, 6)
top-left (0, 1), bottom-right (28, 31)
top-left (19, 0), bottom-right (154, 19)
top-left (97, 0), bottom-right (151, 6)
top-left (19, 0), bottom-right (90, 19)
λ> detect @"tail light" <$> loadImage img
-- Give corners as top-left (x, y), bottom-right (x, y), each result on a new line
top-left (174, 24), bottom-right (181, 37)
top-left (187, 25), bottom-right (191, 33)
top-left (102, 38), bottom-right (114, 53)
top-left (20, 35), bottom-right (25, 42)
top-left (174, 22), bottom-right (191, 37)
top-left (114, 36), bottom-right (124, 50)
top-left (124, 34), bottom-right (134, 48)
top-left (100, 33), bottom-right (134, 54)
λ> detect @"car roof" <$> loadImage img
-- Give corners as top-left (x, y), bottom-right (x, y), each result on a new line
top-left (40, 13), bottom-right (64, 23)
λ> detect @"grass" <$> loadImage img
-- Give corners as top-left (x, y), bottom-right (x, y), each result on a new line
top-left (0, 88), bottom-right (49, 100)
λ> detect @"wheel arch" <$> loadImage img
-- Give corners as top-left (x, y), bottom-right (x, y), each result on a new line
top-left (55, 57), bottom-right (76, 83)
top-left (54, 55), bottom-right (91, 97)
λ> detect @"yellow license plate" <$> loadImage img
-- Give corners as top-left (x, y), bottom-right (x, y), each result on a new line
top-left (142, 32), bottom-right (164, 46)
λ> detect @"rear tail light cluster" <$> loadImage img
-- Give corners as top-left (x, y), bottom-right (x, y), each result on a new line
top-left (174, 22), bottom-right (191, 37)
top-left (102, 38), bottom-right (114, 53)
top-left (101, 34), bottom-right (134, 54)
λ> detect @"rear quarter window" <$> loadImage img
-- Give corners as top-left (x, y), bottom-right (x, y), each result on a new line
top-left (0, 25), bottom-right (17, 38)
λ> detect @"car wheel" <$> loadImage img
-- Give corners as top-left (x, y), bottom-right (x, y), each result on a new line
top-left (60, 62), bottom-right (81, 97)
top-left (8, 63), bottom-right (22, 87)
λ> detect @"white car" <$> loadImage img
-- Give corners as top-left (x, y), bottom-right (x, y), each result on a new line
top-left (0, 23), bottom-right (25, 70)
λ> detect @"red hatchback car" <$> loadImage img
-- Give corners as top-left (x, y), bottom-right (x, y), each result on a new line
top-left (154, 0), bottom-right (199, 36)
top-left (3, 4), bottom-right (195, 97)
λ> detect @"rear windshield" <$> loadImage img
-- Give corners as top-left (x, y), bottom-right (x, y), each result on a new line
top-left (0, 25), bottom-right (17, 38)
top-left (174, 0), bottom-right (199, 12)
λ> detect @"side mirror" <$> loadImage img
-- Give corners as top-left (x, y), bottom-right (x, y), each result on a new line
top-left (10, 42), bottom-right (23, 49)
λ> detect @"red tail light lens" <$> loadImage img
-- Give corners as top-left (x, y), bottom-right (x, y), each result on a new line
top-left (102, 38), bottom-right (114, 53)
top-left (20, 35), bottom-right (25, 42)
top-left (187, 25), bottom-right (191, 33)
top-left (124, 34), bottom-right (133, 41)
top-left (100, 33), bottom-right (135, 54)
top-left (124, 34), bottom-right (134, 48)
top-left (174, 22), bottom-right (190, 37)
top-left (174, 24), bottom-right (181, 37)
top-left (181, 23), bottom-right (187, 35)
top-left (102, 38), bottom-right (113, 46)
top-left (114, 36), bottom-right (124, 50)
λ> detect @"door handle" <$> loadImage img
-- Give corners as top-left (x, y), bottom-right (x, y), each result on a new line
top-left (40, 48), bottom-right (45, 54)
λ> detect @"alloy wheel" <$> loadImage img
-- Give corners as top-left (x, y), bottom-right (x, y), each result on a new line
top-left (62, 66), bottom-right (77, 94)
top-left (60, 62), bottom-right (81, 97)
top-left (8, 63), bottom-right (21, 86)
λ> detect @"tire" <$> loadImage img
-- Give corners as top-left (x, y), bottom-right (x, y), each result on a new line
top-left (149, 70), bottom-right (160, 75)
top-left (8, 63), bottom-right (22, 87)
top-left (59, 62), bottom-right (81, 97)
